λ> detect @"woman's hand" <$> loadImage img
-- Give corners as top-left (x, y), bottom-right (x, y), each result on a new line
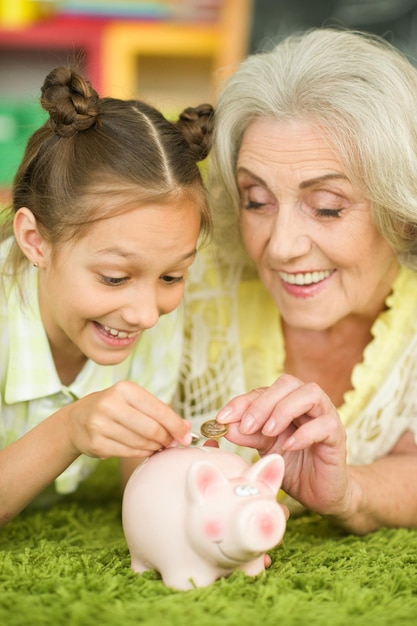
top-left (216, 374), bottom-right (354, 519)
top-left (63, 380), bottom-right (192, 461)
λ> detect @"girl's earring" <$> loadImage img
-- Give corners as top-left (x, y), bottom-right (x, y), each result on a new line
top-left (33, 262), bottom-right (38, 268)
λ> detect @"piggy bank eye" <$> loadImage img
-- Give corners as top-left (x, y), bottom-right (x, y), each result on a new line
top-left (234, 485), bottom-right (259, 497)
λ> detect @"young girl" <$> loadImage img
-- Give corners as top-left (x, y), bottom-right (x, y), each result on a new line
top-left (0, 65), bottom-right (214, 525)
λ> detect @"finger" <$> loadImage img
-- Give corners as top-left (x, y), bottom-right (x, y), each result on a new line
top-left (86, 419), bottom-right (165, 459)
top-left (203, 439), bottom-right (220, 448)
top-left (236, 375), bottom-right (304, 435)
top-left (102, 404), bottom-right (174, 449)
top-left (117, 381), bottom-right (192, 445)
top-left (224, 422), bottom-right (272, 451)
top-left (216, 387), bottom-right (269, 424)
top-left (260, 382), bottom-right (337, 437)
top-left (281, 413), bottom-right (346, 458)
top-left (281, 504), bottom-right (290, 521)
top-left (83, 397), bottom-right (178, 454)
top-left (68, 393), bottom-right (178, 459)
top-left (82, 431), bottom-right (161, 460)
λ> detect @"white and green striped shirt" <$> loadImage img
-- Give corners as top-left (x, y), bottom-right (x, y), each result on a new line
top-left (0, 241), bottom-right (184, 494)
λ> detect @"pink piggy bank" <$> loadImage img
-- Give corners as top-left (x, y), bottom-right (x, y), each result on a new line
top-left (122, 445), bottom-right (286, 590)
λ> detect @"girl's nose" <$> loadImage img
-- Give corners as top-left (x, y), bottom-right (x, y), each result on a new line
top-left (123, 290), bottom-right (160, 331)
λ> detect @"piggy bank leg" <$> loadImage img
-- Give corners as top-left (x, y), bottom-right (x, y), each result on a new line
top-left (131, 557), bottom-right (152, 574)
top-left (239, 554), bottom-right (265, 577)
top-left (161, 564), bottom-right (227, 591)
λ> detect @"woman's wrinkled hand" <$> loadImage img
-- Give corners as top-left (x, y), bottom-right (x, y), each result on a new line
top-left (216, 374), bottom-right (353, 518)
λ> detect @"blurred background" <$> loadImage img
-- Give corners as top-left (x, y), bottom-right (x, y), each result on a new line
top-left (1, 0), bottom-right (417, 192)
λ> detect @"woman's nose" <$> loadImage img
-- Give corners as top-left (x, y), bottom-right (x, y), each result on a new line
top-left (268, 206), bottom-right (312, 262)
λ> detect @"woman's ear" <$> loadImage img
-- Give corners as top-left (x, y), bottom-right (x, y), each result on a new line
top-left (13, 207), bottom-right (48, 267)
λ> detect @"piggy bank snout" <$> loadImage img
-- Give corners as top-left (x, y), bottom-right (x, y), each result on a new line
top-left (237, 502), bottom-right (285, 553)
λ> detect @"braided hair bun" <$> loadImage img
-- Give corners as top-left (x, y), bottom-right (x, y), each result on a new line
top-left (177, 103), bottom-right (214, 162)
top-left (40, 66), bottom-right (100, 138)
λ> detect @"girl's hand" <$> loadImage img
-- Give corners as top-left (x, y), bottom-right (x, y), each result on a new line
top-left (63, 380), bottom-right (192, 460)
top-left (216, 374), bottom-right (353, 518)
top-left (0, 381), bottom-right (192, 526)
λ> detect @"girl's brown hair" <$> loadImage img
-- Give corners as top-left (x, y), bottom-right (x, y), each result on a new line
top-left (2, 65), bottom-right (214, 278)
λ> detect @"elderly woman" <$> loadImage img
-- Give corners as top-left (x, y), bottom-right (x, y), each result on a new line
top-left (176, 28), bottom-right (417, 534)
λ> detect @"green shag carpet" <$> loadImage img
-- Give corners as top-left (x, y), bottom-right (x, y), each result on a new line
top-left (1, 459), bottom-right (417, 626)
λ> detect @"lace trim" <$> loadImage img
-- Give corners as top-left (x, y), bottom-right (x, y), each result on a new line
top-left (340, 266), bottom-right (417, 427)
top-left (175, 249), bottom-right (417, 464)
top-left (173, 247), bottom-right (246, 428)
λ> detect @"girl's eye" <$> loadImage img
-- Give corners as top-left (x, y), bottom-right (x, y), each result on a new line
top-left (313, 208), bottom-right (343, 218)
top-left (100, 275), bottom-right (128, 286)
top-left (161, 275), bottom-right (185, 285)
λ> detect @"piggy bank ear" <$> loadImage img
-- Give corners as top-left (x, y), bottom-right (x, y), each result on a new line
top-left (243, 454), bottom-right (285, 494)
top-left (186, 461), bottom-right (228, 505)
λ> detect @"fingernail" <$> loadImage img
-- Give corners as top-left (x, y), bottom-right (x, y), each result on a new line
top-left (241, 413), bottom-right (255, 433)
top-left (216, 407), bottom-right (232, 423)
top-left (282, 435), bottom-right (296, 449)
top-left (262, 419), bottom-right (276, 435)
top-left (182, 432), bottom-right (192, 446)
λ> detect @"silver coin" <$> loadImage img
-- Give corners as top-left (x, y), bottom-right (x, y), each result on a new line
top-left (200, 419), bottom-right (229, 439)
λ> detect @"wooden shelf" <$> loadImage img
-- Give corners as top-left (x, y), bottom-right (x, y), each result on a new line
top-left (0, 15), bottom-right (107, 94)
top-left (0, 2), bottom-right (253, 185)
top-left (101, 0), bottom-right (252, 110)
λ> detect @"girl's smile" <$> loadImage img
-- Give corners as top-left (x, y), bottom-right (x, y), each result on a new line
top-left (93, 322), bottom-right (142, 346)
top-left (36, 194), bottom-right (201, 378)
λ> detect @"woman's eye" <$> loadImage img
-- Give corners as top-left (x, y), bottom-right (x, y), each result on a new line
top-left (314, 208), bottom-right (343, 218)
top-left (308, 190), bottom-right (345, 218)
top-left (239, 184), bottom-right (271, 210)
top-left (244, 199), bottom-right (265, 210)
top-left (100, 275), bottom-right (128, 286)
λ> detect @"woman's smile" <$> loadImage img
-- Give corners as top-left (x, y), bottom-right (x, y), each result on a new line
top-left (279, 269), bottom-right (334, 286)
top-left (278, 269), bottom-right (335, 299)
top-left (237, 118), bottom-right (399, 330)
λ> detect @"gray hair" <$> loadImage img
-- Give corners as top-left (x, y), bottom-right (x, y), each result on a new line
top-left (210, 27), bottom-right (417, 270)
